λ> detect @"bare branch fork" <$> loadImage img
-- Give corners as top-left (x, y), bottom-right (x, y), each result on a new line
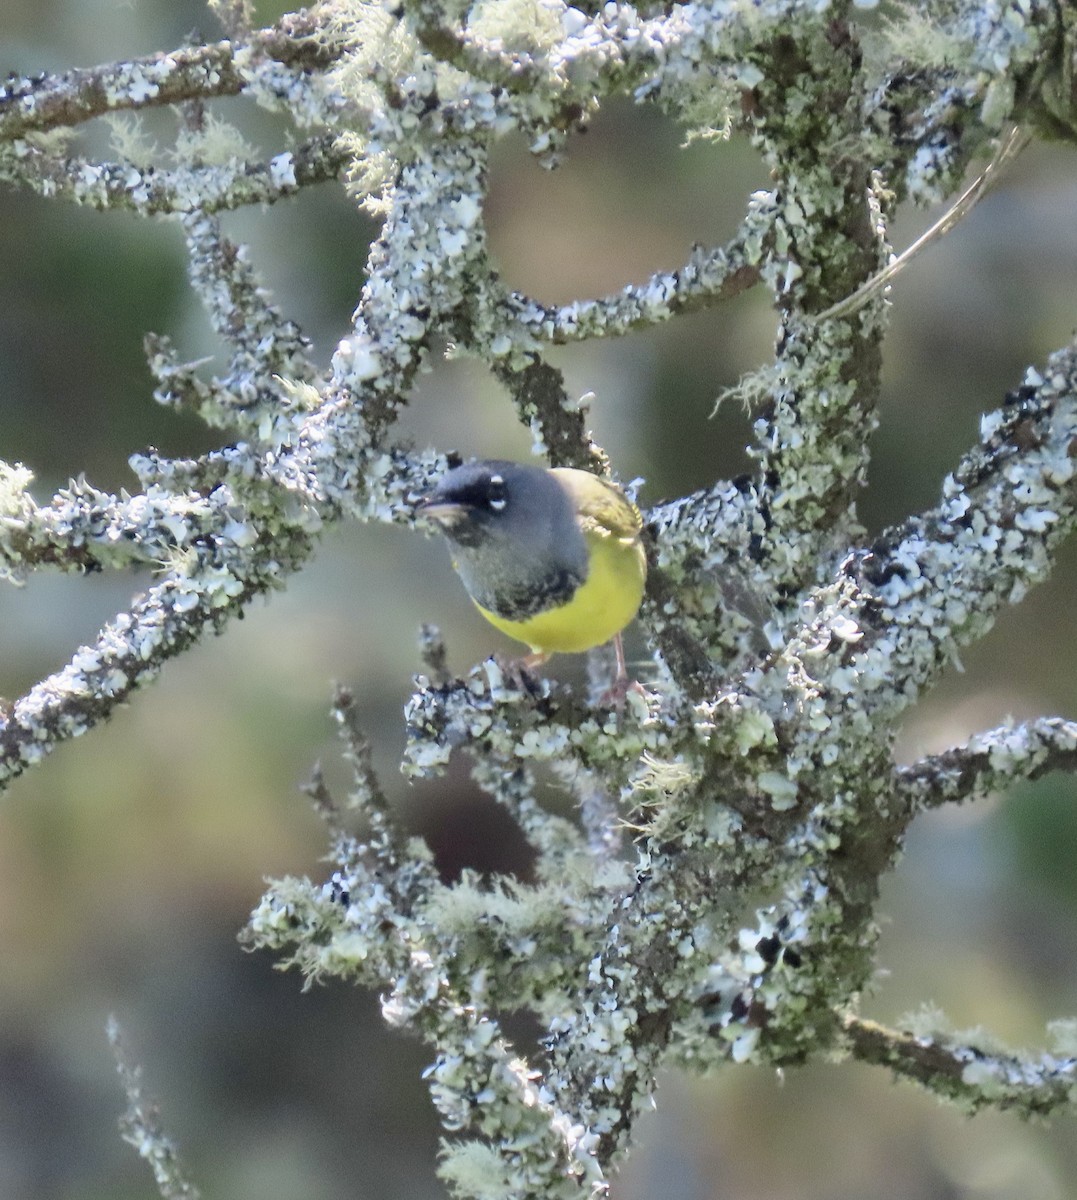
top-left (3, 1), bottom-right (1077, 1197)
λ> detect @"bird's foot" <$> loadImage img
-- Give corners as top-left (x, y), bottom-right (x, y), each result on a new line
top-left (590, 633), bottom-right (646, 711)
top-left (488, 651), bottom-right (549, 697)
top-left (596, 675), bottom-right (647, 711)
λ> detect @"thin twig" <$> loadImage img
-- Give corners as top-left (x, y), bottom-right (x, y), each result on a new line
top-left (815, 127), bottom-right (1030, 322)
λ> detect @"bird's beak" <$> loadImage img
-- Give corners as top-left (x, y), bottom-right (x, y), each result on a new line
top-left (415, 498), bottom-right (470, 530)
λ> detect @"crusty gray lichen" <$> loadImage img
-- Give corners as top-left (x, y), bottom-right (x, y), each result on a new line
top-left (3, 1), bottom-right (1077, 1198)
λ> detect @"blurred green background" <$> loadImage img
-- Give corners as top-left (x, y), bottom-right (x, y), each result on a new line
top-left (3, 2), bottom-right (1077, 1198)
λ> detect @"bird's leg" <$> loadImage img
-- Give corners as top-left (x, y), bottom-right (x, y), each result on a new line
top-left (521, 650), bottom-right (550, 672)
top-left (595, 633), bottom-right (645, 709)
top-left (612, 632), bottom-right (628, 686)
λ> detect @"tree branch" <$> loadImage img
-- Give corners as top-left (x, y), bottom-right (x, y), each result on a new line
top-left (895, 717), bottom-right (1077, 813)
top-left (108, 1019), bottom-right (202, 1200)
top-left (844, 1015), bottom-right (1077, 1117)
top-left (0, 14), bottom-right (337, 141)
top-left (497, 240), bottom-right (762, 346)
top-left (857, 355), bottom-right (1077, 706)
top-left (3, 134), bottom-right (348, 215)
top-left (5, 1), bottom-right (1077, 1195)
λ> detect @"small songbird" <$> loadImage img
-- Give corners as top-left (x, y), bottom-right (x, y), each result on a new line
top-left (417, 459), bottom-right (647, 684)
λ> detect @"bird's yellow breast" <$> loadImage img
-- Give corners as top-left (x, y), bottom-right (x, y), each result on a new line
top-left (475, 523), bottom-right (647, 655)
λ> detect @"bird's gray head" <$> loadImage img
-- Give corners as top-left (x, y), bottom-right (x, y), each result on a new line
top-left (417, 459), bottom-right (588, 618)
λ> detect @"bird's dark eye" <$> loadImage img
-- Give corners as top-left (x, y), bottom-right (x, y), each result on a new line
top-left (487, 474), bottom-right (507, 511)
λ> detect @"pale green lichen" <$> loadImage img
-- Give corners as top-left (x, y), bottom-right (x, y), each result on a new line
top-left (1, 4), bottom-right (1076, 1198)
top-left (174, 112), bottom-right (256, 167)
top-left (0, 461), bottom-right (34, 514)
top-left (467, 0), bottom-right (563, 56)
top-left (326, 0), bottom-right (423, 119)
top-left (104, 114), bottom-right (160, 169)
top-left (439, 1139), bottom-right (517, 1200)
top-left (1047, 1019), bottom-right (1077, 1057)
top-left (870, 2), bottom-right (972, 72)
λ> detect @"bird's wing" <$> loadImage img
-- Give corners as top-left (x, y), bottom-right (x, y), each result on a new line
top-left (550, 468), bottom-right (642, 543)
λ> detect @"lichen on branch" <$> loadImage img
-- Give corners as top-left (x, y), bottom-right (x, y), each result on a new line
top-left (2, 1), bottom-right (1077, 1199)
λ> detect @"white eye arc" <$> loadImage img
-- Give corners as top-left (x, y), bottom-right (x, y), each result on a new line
top-left (488, 474), bottom-right (507, 511)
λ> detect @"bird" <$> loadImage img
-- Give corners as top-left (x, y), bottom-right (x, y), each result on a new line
top-left (417, 459), bottom-right (647, 688)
